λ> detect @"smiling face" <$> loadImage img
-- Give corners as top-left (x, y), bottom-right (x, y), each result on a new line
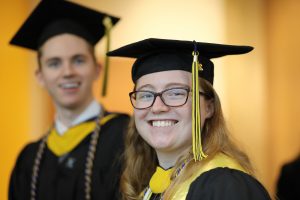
top-left (36, 33), bottom-right (100, 112)
top-left (134, 70), bottom-right (214, 156)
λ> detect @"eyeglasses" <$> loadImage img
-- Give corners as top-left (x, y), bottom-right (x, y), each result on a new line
top-left (129, 87), bottom-right (208, 110)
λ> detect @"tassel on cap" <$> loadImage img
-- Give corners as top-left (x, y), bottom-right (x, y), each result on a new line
top-left (101, 16), bottom-right (113, 97)
top-left (192, 41), bottom-right (207, 161)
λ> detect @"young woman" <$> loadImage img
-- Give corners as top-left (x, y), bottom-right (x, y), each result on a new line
top-left (108, 38), bottom-right (272, 200)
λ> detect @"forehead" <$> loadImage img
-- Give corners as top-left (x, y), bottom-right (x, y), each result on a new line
top-left (40, 33), bottom-right (92, 58)
top-left (136, 70), bottom-right (192, 88)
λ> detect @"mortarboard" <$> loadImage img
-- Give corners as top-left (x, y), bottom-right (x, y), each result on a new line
top-left (107, 38), bottom-right (253, 161)
top-left (10, 0), bottom-right (119, 50)
top-left (107, 38), bottom-right (253, 84)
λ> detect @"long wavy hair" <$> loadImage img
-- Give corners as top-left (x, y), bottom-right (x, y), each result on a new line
top-left (120, 78), bottom-right (254, 200)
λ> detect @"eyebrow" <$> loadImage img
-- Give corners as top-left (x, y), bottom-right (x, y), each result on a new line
top-left (136, 82), bottom-right (189, 91)
top-left (136, 84), bottom-right (153, 91)
top-left (44, 53), bottom-right (87, 62)
top-left (45, 57), bottom-right (61, 64)
top-left (71, 54), bottom-right (86, 59)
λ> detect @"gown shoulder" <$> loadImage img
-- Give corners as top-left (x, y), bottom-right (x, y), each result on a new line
top-left (186, 167), bottom-right (271, 200)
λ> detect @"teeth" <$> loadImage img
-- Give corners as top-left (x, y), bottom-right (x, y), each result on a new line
top-left (61, 83), bottom-right (79, 89)
top-left (152, 120), bottom-right (175, 127)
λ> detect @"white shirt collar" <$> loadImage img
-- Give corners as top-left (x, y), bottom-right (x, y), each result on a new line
top-left (55, 100), bottom-right (102, 135)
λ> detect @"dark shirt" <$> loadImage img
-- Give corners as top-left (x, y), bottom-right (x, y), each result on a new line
top-left (276, 156), bottom-right (300, 200)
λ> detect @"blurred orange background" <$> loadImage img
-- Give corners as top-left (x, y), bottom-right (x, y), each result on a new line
top-left (1, 0), bottom-right (300, 199)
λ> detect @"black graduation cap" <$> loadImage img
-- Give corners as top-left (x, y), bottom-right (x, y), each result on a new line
top-left (107, 38), bottom-right (253, 84)
top-left (10, 0), bottom-right (120, 51)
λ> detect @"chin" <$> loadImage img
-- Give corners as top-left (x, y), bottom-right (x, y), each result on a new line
top-left (57, 100), bottom-right (82, 110)
top-left (150, 139), bottom-right (173, 151)
top-left (153, 146), bottom-right (176, 154)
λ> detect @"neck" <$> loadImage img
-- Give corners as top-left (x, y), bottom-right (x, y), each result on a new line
top-left (155, 147), bottom-right (190, 170)
top-left (55, 99), bottom-right (94, 127)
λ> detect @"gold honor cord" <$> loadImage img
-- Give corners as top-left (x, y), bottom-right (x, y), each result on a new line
top-left (101, 16), bottom-right (113, 97)
top-left (192, 49), bottom-right (207, 161)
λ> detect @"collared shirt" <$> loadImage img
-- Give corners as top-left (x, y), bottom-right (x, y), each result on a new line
top-left (55, 100), bottom-right (102, 135)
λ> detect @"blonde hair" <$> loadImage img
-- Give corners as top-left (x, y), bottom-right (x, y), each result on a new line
top-left (120, 78), bottom-right (254, 200)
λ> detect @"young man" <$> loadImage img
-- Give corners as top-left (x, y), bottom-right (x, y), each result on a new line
top-left (9, 1), bottom-right (129, 200)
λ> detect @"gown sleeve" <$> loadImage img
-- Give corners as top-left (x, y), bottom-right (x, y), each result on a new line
top-left (9, 142), bottom-right (38, 200)
top-left (186, 168), bottom-right (271, 200)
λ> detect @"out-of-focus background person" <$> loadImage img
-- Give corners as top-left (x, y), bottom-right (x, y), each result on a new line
top-left (276, 154), bottom-right (300, 200)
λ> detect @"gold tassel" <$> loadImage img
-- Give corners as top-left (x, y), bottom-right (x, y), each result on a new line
top-left (192, 42), bottom-right (207, 161)
top-left (101, 16), bottom-right (113, 97)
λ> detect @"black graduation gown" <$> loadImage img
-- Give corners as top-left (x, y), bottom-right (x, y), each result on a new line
top-left (151, 168), bottom-right (271, 200)
top-left (9, 112), bottom-right (130, 200)
top-left (276, 156), bottom-right (300, 200)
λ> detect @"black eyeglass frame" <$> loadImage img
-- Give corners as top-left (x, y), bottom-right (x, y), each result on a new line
top-left (129, 87), bottom-right (209, 110)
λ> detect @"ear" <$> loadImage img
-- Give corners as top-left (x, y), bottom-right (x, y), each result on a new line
top-left (35, 69), bottom-right (45, 87)
top-left (205, 99), bottom-right (214, 118)
top-left (94, 62), bottom-right (102, 80)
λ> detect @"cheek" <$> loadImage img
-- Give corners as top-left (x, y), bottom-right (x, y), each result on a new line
top-left (181, 111), bottom-right (192, 135)
top-left (134, 110), bottom-right (148, 130)
top-left (134, 112), bottom-right (141, 129)
top-left (84, 68), bottom-right (100, 83)
top-left (176, 103), bottom-right (192, 131)
top-left (134, 111), bottom-right (149, 142)
top-left (39, 69), bottom-right (59, 82)
top-left (182, 99), bottom-right (207, 129)
top-left (181, 99), bottom-right (192, 119)
top-left (39, 74), bottom-right (53, 87)
top-left (134, 109), bottom-right (153, 143)
top-left (86, 66), bottom-right (98, 77)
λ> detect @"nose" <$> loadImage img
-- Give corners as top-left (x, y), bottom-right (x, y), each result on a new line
top-left (151, 95), bottom-right (170, 113)
top-left (62, 62), bottom-right (75, 77)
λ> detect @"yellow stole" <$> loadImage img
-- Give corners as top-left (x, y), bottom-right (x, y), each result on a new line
top-left (171, 153), bottom-right (247, 200)
top-left (47, 114), bottom-right (117, 156)
top-left (150, 167), bottom-right (174, 194)
top-left (144, 153), bottom-right (247, 200)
